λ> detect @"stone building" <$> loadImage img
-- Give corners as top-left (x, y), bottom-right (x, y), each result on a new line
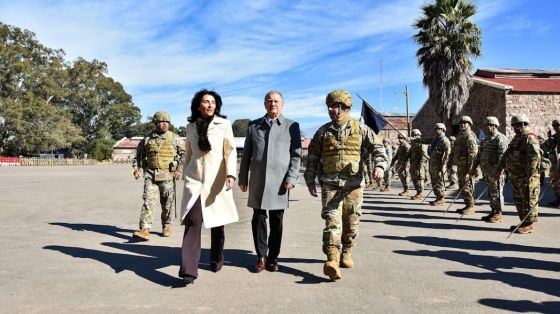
top-left (412, 68), bottom-right (560, 139)
top-left (377, 114), bottom-right (415, 144)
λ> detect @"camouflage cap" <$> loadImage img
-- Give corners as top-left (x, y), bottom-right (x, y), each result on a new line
top-left (326, 89), bottom-right (353, 107)
top-left (435, 123), bottom-right (446, 131)
top-left (152, 111), bottom-right (171, 124)
top-left (459, 116), bottom-right (473, 125)
top-left (411, 129), bottom-right (421, 137)
top-left (484, 116), bottom-right (500, 127)
top-left (511, 114), bottom-right (529, 125)
top-left (553, 119), bottom-right (560, 126)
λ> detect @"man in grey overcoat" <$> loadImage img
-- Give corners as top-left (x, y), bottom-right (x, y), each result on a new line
top-left (238, 91), bottom-right (302, 273)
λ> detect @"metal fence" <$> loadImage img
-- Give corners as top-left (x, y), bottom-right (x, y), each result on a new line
top-left (19, 158), bottom-right (97, 166)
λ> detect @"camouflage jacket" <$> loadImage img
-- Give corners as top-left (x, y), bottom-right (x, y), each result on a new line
top-left (304, 119), bottom-right (387, 188)
top-left (473, 131), bottom-right (508, 175)
top-left (427, 135), bottom-right (450, 169)
top-left (405, 138), bottom-right (429, 166)
top-left (133, 130), bottom-right (185, 180)
top-left (453, 129), bottom-right (478, 168)
top-left (498, 127), bottom-right (541, 180)
top-left (391, 141), bottom-right (411, 171)
top-left (545, 132), bottom-right (560, 166)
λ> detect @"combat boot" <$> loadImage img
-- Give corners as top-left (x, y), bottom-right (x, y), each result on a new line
top-left (382, 186), bottom-right (390, 192)
top-left (162, 225), bottom-right (171, 237)
top-left (447, 183), bottom-right (458, 189)
top-left (429, 196), bottom-right (445, 206)
top-left (482, 212), bottom-right (503, 223)
top-left (133, 228), bottom-right (150, 241)
top-left (456, 206), bottom-right (475, 215)
top-left (398, 190), bottom-right (410, 196)
top-left (515, 224), bottom-right (534, 234)
top-left (411, 192), bottom-right (424, 200)
top-left (323, 247), bottom-right (342, 280)
top-left (340, 250), bottom-right (353, 268)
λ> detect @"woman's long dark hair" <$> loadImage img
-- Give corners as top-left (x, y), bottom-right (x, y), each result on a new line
top-left (188, 89), bottom-right (227, 151)
top-left (187, 89), bottom-right (226, 123)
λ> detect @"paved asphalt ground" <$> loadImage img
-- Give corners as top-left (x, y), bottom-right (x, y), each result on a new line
top-left (1, 164), bottom-right (559, 313)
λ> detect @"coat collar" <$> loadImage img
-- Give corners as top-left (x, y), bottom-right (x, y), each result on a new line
top-left (259, 114), bottom-right (284, 126)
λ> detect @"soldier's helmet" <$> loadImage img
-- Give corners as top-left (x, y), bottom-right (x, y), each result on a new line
top-left (435, 123), bottom-right (446, 131)
top-left (459, 116), bottom-right (473, 125)
top-left (411, 129), bottom-right (421, 137)
top-left (484, 116), bottom-right (500, 127)
top-left (326, 89), bottom-right (353, 107)
top-left (152, 111), bottom-right (171, 124)
top-left (552, 119), bottom-right (560, 126)
top-left (449, 136), bottom-right (456, 141)
top-left (510, 114), bottom-right (529, 126)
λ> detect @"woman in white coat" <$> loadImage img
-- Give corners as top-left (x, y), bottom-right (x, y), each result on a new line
top-left (179, 89), bottom-right (238, 285)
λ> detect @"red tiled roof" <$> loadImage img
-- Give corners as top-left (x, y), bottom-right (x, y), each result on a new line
top-left (114, 138), bottom-right (142, 149)
top-left (474, 76), bottom-right (560, 92)
top-left (382, 116), bottom-right (412, 130)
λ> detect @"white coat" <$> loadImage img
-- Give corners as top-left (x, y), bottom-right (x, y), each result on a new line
top-left (180, 116), bottom-right (239, 229)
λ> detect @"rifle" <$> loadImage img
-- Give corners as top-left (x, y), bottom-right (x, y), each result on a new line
top-left (444, 183), bottom-right (466, 214)
top-left (422, 168), bottom-right (447, 204)
top-left (507, 179), bottom-right (556, 238)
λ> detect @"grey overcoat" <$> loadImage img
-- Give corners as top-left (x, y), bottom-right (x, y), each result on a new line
top-left (238, 114), bottom-right (302, 210)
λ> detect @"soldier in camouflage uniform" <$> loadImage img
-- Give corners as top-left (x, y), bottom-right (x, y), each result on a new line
top-left (545, 119), bottom-right (560, 207)
top-left (427, 123), bottom-right (451, 206)
top-left (379, 138), bottom-right (393, 192)
top-left (304, 90), bottom-right (387, 280)
top-left (470, 117), bottom-right (508, 222)
top-left (132, 111), bottom-right (185, 240)
top-left (447, 136), bottom-right (458, 189)
top-left (453, 116), bottom-right (479, 215)
top-left (406, 129), bottom-right (429, 200)
top-left (497, 115), bottom-right (541, 234)
top-left (390, 134), bottom-right (411, 196)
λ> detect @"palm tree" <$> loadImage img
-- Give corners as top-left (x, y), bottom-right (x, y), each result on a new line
top-left (413, 0), bottom-right (481, 127)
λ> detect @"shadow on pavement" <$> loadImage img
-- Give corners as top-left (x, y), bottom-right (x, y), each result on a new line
top-left (478, 299), bottom-right (560, 314)
top-left (46, 222), bottom-right (328, 286)
top-left (368, 219), bottom-right (505, 232)
top-left (365, 211), bottom-right (479, 222)
top-left (375, 234), bottom-right (560, 312)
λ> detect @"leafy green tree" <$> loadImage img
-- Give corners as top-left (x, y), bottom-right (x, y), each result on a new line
top-left (93, 138), bottom-right (116, 161)
top-left (413, 0), bottom-right (481, 126)
top-left (232, 119), bottom-right (250, 137)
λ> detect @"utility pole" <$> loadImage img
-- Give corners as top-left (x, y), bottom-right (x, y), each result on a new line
top-left (398, 85), bottom-right (411, 137)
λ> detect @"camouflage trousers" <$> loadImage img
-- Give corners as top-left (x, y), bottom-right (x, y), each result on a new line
top-left (397, 164), bottom-right (410, 191)
top-left (510, 176), bottom-right (540, 227)
top-left (321, 184), bottom-right (363, 254)
top-left (457, 167), bottom-right (475, 206)
top-left (410, 162), bottom-right (428, 193)
top-left (382, 166), bottom-right (393, 188)
top-left (139, 177), bottom-right (174, 229)
top-left (429, 164), bottom-right (445, 198)
top-left (447, 165), bottom-right (457, 185)
top-left (483, 174), bottom-right (504, 214)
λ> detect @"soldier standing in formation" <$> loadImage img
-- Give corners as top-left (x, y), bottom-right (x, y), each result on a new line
top-left (132, 111), bottom-right (185, 240)
top-left (406, 129), bottom-right (429, 200)
top-left (447, 136), bottom-right (458, 189)
top-left (545, 119), bottom-right (560, 207)
top-left (390, 134), bottom-right (411, 196)
top-left (304, 89), bottom-right (387, 281)
top-left (427, 123), bottom-right (450, 206)
top-left (470, 117), bottom-right (508, 222)
top-left (497, 115), bottom-right (542, 233)
top-left (379, 138), bottom-right (393, 192)
top-left (453, 116), bottom-right (479, 215)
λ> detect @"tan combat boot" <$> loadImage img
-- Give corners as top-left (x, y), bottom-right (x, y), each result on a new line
top-left (340, 250), bottom-right (354, 268)
top-left (133, 228), bottom-right (150, 241)
top-left (429, 196), bottom-right (445, 206)
top-left (382, 187), bottom-right (390, 192)
top-left (398, 190), bottom-right (410, 196)
top-left (323, 247), bottom-right (342, 280)
top-left (482, 212), bottom-right (503, 223)
top-left (456, 206), bottom-right (475, 215)
top-left (162, 226), bottom-right (171, 237)
top-left (411, 192), bottom-right (424, 200)
top-left (516, 224), bottom-right (534, 234)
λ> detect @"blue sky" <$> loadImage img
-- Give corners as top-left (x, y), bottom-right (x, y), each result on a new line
top-left (1, 0), bottom-right (559, 135)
